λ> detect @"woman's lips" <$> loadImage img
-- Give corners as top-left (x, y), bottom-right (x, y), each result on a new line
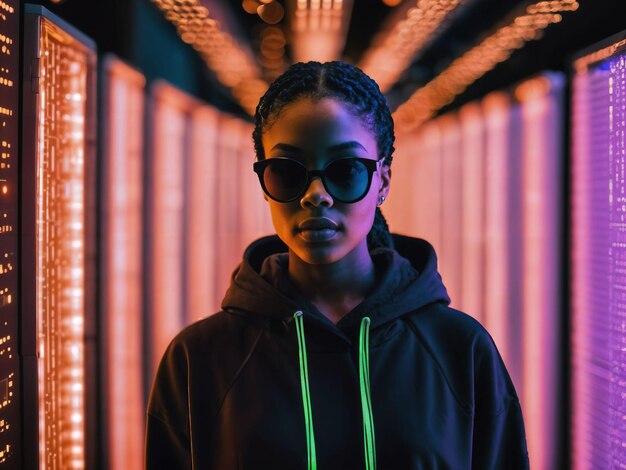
top-left (297, 217), bottom-right (340, 242)
top-left (298, 228), bottom-right (339, 242)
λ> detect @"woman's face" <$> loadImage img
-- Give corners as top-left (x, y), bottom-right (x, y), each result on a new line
top-left (261, 97), bottom-right (391, 265)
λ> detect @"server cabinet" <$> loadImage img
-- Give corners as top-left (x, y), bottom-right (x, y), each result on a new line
top-left (571, 31), bottom-right (626, 470)
top-left (100, 55), bottom-right (146, 470)
top-left (0, 0), bottom-right (21, 467)
top-left (21, 5), bottom-right (97, 469)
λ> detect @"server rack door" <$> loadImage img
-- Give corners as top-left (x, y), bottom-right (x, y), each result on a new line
top-left (22, 5), bottom-right (97, 470)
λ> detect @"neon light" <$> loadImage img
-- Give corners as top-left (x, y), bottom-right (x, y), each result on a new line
top-left (37, 17), bottom-right (90, 470)
top-left (102, 56), bottom-right (146, 470)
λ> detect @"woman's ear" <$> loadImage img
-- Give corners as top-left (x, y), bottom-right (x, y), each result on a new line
top-left (379, 164), bottom-right (391, 199)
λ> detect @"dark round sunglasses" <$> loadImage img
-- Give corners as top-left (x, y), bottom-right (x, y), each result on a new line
top-left (253, 157), bottom-right (384, 203)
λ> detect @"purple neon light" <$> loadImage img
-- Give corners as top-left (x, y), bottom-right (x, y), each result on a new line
top-left (572, 45), bottom-right (626, 469)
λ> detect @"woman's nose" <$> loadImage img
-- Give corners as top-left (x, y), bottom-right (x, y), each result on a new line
top-left (300, 176), bottom-right (333, 208)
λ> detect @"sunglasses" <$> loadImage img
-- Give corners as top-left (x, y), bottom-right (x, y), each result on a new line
top-left (253, 157), bottom-right (384, 203)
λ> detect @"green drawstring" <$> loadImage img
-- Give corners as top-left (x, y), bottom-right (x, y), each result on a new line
top-left (359, 317), bottom-right (376, 470)
top-left (294, 311), bottom-right (317, 470)
top-left (293, 311), bottom-right (377, 470)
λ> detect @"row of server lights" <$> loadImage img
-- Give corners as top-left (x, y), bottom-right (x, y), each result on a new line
top-left (386, 34), bottom-right (626, 468)
top-left (103, 64), bottom-right (274, 470)
top-left (1, 2), bottom-right (624, 469)
top-left (5, 4), bottom-right (274, 469)
top-left (386, 72), bottom-right (565, 470)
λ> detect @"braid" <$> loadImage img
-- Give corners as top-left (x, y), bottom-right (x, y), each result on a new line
top-left (253, 61), bottom-right (395, 251)
top-left (368, 207), bottom-right (394, 251)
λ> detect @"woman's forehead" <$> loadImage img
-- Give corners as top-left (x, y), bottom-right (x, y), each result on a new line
top-left (262, 97), bottom-right (377, 155)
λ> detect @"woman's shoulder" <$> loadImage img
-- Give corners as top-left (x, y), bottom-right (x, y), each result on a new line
top-left (405, 302), bottom-right (518, 414)
top-left (165, 309), bottom-right (265, 357)
top-left (407, 302), bottom-right (492, 346)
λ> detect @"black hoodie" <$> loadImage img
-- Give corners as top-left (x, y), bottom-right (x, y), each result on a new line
top-left (145, 234), bottom-right (529, 469)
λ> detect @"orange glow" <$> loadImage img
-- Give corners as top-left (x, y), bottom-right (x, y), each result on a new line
top-left (102, 55), bottom-right (146, 470)
top-left (514, 76), bottom-right (552, 101)
top-left (291, 0), bottom-right (352, 62)
top-left (438, 115), bottom-right (463, 310)
top-left (257, 1), bottom-right (284, 24)
top-left (237, 118), bottom-right (274, 258)
top-left (573, 37), bottom-right (626, 73)
top-left (210, 115), bottom-right (274, 308)
top-left (458, 103), bottom-right (485, 324)
top-left (243, 0), bottom-right (260, 14)
top-left (151, 0), bottom-right (267, 115)
top-left (360, 0), bottom-right (465, 93)
top-left (188, 105), bottom-right (220, 321)
top-left (213, 117), bottom-right (248, 304)
top-left (36, 17), bottom-right (92, 470)
top-left (386, 120), bottom-right (442, 251)
top-left (149, 82), bottom-right (196, 376)
top-left (258, 26), bottom-right (287, 80)
top-left (393, 0), bottom-right (579, 131)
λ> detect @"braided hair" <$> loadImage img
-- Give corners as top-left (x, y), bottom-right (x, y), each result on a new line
top-left (252, 61), bottom-right (395, 251)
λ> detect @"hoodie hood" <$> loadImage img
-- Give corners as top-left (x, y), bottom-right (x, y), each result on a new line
top-left (221, 233), bottom-right (451, 329)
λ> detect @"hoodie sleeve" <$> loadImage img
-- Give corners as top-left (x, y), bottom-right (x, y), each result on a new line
top-left (145, 338), bottom-right (192, 470)
top-left (471, 332), bottom-right (530, 469)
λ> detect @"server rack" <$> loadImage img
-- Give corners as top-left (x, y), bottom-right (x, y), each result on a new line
top-left (100, 54), bottom-right (146, 470)
top-left (21, 5), bottom-right (97, 469)
top-left (0, 0), bottom-right (20, 467)
top-left (571, 30), bottom-right (626, 470)
top-left (387, 72), bottom-right (566, 470)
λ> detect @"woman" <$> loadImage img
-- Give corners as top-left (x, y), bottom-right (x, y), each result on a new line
top-left (145, 61), bottom-right (529, 469)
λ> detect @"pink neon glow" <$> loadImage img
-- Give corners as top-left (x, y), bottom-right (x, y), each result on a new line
top-left (571, 67), bottom-right (594, 470)
top-left (481, 91), bottom-right (522, 390)
top-left (102, 55), bottom-right (145, 470)
top-left (214, 117), bottom-right (249, 306)
top-left (291, 0), bottom-right (351, 62)
top-left (519, 74), bottom-right (564, 470)
top-left (239, 121), bottom-right (274, 248)
top-left (459, 103), bottom-right (486, 324)
top-left (387, 123), bottom-right (444, 251)
top-left (418, 122), bottom-right (443, 251)
top-left (149, 83), bottom-right (192, 376)
top-left (188, 106), bottom-right (220, 321)
top-left (391, 72), bottom-right (565, 470)
top-left (571, 42), bottom-right (626, 469)
top-left (438, 116), bottom-right (463, 310)
top-left (385, 129), bottom-right (425, 237)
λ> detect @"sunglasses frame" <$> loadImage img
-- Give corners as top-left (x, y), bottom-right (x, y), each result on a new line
top-left (253, 156), bottom-right (385, 203)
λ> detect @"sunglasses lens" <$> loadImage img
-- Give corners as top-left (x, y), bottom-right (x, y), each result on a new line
top-left (263, 159), bottom-right (307, 201)
top-left (325, 159), bottom-right (370, 202)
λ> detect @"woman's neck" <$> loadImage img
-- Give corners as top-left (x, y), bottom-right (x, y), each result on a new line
top-left (287, 244), bottom-right (377, 324)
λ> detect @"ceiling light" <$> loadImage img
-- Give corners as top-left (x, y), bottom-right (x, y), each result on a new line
top-left (360, 0), bottom-right (467, 93)
top-left (257, 1), bottom-right (285, 24)
top-left (151, 0), bottom-right (267, 115)
top-left (392, 0), bottom-right (579, 131)
top-left (291, 0), bottom-right (353, 62)
top-left (242, 0), bottom-right (260, 14)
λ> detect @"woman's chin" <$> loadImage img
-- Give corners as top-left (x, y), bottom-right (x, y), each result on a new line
top-left (290, 242), bottom-right (345, 266)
